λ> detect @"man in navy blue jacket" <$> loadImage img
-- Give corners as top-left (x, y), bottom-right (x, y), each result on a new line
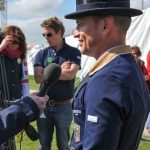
top-left (65, 0), bottom-right (150, 150)
top-left (0, 94), bottom-right (48, 144)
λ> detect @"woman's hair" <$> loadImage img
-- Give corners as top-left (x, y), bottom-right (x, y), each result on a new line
top-left (2, 25), bottom-right (27, 60)
top-left (131, 46), bottom-right (141, 57)
top-left (0, 32), bottom-right (4, 43)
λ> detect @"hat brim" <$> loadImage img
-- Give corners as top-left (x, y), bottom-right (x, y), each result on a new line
top-left (65, 8), bottom-right (143, 19)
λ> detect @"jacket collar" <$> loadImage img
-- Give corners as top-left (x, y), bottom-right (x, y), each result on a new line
top-left (89, 45), bottom-right (132, 76)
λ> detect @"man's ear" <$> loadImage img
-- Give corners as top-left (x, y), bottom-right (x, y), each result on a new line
top-left (103, 17), bottom-right (112, 32)
top-left (57, 30), bottom-right (63, 37)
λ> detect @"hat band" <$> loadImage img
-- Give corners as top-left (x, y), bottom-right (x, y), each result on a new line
top-left (76, 1), bottom-right (129, 11)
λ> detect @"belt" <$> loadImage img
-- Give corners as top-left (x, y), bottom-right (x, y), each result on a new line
top-left (46, 99), bottom-right (72, 106)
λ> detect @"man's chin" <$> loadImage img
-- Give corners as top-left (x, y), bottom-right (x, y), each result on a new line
top-left (80, 47), bottom-right (88, 54)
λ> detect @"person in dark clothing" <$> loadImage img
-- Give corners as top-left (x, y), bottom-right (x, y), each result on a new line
top-left (131, 46), bottom-right (150, 141)
top-left (131, 46), bottom-right (150, 92)
top-left (34, 17), bottom-right (81, 150)
top-left (0, 25), bottom-right (29, 150)
top-left (65, 0), bottom-right (149, 150)
top-left (0, 94), bottom-right (48, 145)
top-left (0, 25), bottom-right (29, 102)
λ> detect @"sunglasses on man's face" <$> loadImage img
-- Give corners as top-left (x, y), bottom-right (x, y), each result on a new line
top-left (42, 33), bottom-right (53, 37)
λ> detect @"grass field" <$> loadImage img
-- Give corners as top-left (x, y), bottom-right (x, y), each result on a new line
top-left (16, 122), bottom-right (74, 150)
top-left (15, 75), bottom-right (150, 150)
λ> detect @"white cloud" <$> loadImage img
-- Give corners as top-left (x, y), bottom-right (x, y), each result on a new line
top-left (8, 18), bottom-right (45, 44)
top-left (8, 0), bottom-right (63, 19)
top-left (7, 0), bottom-right (75, 44)
top-left (7, 17), bottom-right (76, 45)
top-left (5, 0), bottom-right (150, 45)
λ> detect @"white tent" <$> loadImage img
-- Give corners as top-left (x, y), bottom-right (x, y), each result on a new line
top-left (27, 8), bottom-right (150, 78)
top-left (126, 8), bottom-right (150, 62)
top-left (27, 45), bottom-right (44, 75)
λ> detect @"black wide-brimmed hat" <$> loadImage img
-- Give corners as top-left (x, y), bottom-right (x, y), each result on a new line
top-left (65, 0), bottom-right (143, 19)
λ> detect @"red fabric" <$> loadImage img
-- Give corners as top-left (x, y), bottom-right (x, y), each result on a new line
top-left (21, 79), bottom-right (29, 83)
top-left (136, 58), bottom-right (150, 94)
top-left (0, 48), bottom-right (22, 58)
top-left (23, 61), bottom-right (27, 66)
top-left (24, 70), bottom-right (28, 75)
top-left (147, 51), bottom-right (150, 76)
top-left (136, 58), bottom-right (148, 75)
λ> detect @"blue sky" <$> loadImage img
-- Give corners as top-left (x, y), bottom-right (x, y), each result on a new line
top-left (5, 0), bottom-right (150, 45)
top-left (6, 0), bottom-right (76, 45)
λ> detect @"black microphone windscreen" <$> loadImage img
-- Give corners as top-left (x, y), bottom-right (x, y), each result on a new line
top-left (44, 63), bottom-right (61, 85)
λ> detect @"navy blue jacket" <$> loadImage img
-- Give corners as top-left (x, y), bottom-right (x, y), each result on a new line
top-left (71, 46), bottom-right (150, 150)
top-left (0, 97), bottom-right (39, 144)
top-left (0, 54), bottom-right (23, 102)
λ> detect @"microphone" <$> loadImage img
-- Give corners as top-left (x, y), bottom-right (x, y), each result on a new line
top-left (25, 63), bottom-right (61, 141)
top-left (37, 63), bottom-right (61, 96)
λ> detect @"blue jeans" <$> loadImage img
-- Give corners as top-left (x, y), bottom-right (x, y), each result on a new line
top-left (37, 103), bottom-right (73, 150)
top-left (0, 138), bottom-right (16, 150)
top-left (146, 113), bottom-right (150, 131)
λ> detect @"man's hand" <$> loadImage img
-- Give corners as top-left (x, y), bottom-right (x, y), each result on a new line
top-left (59, 60), bottom-right (79, 80)
top-left (61, 60), bottom-right (72, 70)
top-left (29, 93), bottom-right (49, 113)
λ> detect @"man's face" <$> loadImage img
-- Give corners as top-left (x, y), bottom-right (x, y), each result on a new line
top-left (74, 16), bottom-right (104, 57)
top-left (42, 27), bottom-right (61, 49)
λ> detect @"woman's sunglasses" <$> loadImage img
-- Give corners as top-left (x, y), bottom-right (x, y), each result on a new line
top-left (11, 40), bottom-right (21, 44)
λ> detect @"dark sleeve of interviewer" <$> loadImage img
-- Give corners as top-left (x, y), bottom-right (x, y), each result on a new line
top-left (0, 97), bottom-right (40, 144)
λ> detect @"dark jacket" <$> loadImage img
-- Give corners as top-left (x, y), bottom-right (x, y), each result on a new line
top-left (0, 97), bottom-right (39, 144)
top-left (71, 46), bottom-right (149, 150)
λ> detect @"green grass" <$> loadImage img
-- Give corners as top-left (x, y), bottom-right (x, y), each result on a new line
top-left (15, 75), bottom-right (150, 150)
top-left (15, 125), bottom-right (150, 150)
top-left (16, 122), bottom-right (74, 150)
top-left (138, 140), bottom-right (150, 150)
top-left (28, 75), bottom-right (40, 90)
